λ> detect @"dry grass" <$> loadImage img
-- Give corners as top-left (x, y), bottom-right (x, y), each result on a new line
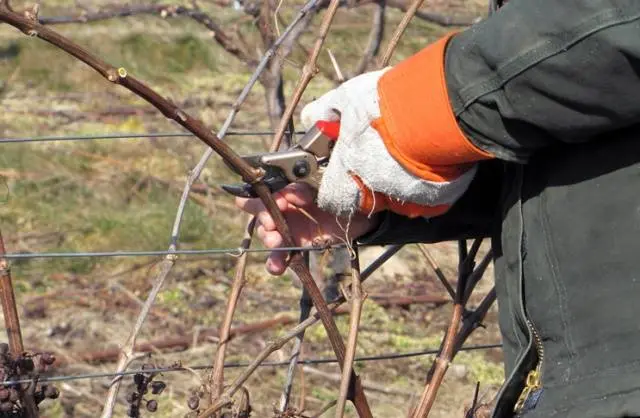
top-left (0, 1), bottom-right (502, 416)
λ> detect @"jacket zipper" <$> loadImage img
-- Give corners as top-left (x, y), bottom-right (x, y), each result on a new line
top-left (513, 318), bottom-right (545, 414)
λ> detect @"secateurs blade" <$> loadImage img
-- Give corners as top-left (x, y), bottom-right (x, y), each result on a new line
top-left (221, 120), bottom-right (340, 198)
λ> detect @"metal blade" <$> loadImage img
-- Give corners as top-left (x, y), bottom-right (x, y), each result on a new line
top-left (221, 174), bottom-right (291, 198)
top-left (221, 183), bottom-right (258, 198)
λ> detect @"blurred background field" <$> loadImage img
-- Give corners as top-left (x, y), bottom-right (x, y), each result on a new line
top-left (0, 1), bottom-right (502, 416)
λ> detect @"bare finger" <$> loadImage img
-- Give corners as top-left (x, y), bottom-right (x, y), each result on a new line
top-left (256, 211), bottom-right (276, 232)
top-left (235, 197), bottom-right (266, 215)
top-left (262, 230), bottom-right (284, 249)
top-left (266, 251), bottom-right (289, 276)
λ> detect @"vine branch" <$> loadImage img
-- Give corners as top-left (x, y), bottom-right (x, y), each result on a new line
top-left (334, 249), bottom-right (366, 417)
top-left (0, 230), bottom-right (38, 417)
top-left (411, 246), bottom-right (494, 418)
top-left (196, 245), bottom-right (401, 417)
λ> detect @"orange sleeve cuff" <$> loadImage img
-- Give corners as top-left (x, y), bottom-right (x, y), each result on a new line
top-left (375, 33), bottom-right (493, 179)
top-left (352, 175), bottom-right (451, 219)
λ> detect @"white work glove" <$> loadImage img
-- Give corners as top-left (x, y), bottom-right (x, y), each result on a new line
top-left (300, 69), bottom-right (477, 218)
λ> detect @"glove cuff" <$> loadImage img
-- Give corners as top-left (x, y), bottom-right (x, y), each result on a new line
top-left (376, 32), bottom-right (493, 178)
top-left (351, 175), bottom-right (451, 219)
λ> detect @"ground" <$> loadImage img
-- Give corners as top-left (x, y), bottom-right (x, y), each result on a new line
top-left (0, 0), bottom-right (503, 417)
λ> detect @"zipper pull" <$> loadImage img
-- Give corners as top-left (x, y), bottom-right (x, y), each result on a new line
top-left (514, 367), bottom-right (543, 414)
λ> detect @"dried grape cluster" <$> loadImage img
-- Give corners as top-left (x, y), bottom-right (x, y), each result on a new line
top-left (126, 364), bottom-right (167, 418)
top-left (0, 343), bottom-right (59, 416)
top-left (185, 386), bottom-right (251, 418)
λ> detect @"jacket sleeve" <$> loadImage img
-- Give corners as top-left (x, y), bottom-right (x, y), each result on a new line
top-left (376, 0), bottom-right (640, 165)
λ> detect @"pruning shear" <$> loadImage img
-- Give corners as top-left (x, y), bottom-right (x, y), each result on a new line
top-left (221, 120), bottom-right (341, 198)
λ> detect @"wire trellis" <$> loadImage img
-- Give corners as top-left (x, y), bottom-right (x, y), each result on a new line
top-left (3, 343), bottom-right (502, 386)
top-left (0, 0), bottom-right (501, 413)
top-left (0, 130), bottom-right (306, 144)
top-left (0, 126), bottom-right (500, 404)
top-left (1, 244), bottom-right (351, 259)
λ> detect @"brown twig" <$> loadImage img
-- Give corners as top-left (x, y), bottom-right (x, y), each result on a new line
top-left (199, 302), bottom-right (343, 416)
top-left (207, 4), bottom-right (320, 408)
top-left (40, 4), bottom-right (256, 66)
top-left (165, 0), bottom-right (323, 411)
top-left (454, 287), bottom-right (497, 353)
top-left (298, 345), bottom-right (307, 412)
top-left (326, 49), bottom-right (345, 82)
top-left (278, 287), bottom-right (313, 412)
top-left (0, 230), bottom-right (23, 355)
top-left (378, 0), bottom-right (426, 67)
top-left (0, 4), bottom-right (320, 417)
top-left (411, 246), bottom-right (494, 418)
top-left (207, 217), bottom-right (254, 407)
top-left (206, 10), bottom-right (318, 404)
top-left (417, 244), bottom-right (455, 299)
top-left (352, 0), bottom-right (386, 77)
top-left (279, 258), bottom-right (375, 417)
top-left (411, 288), bottom-right (464, 417)
top-left (196, 245), bottom-right (400, 417)
top-left (0, 230), bottom-right (39, 418)
top-left (269, 0), bottom-right (342, 151)
top-left (263, 1), bottom-right (373, 415)
top-left (100, 258), bottom-right (175, 418)
top-left (334, 249), bottom-right (365, 417)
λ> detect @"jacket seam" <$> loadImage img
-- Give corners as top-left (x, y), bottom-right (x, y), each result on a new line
top-left (538, 190), bottom-right (578, 381)
top-left (453, 7), bottom-right (640, 116)
top-left (491, 166), bottom-right (533, 418)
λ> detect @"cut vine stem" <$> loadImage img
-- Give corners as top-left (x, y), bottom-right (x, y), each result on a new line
top-left (411, 248), bottom-right (494, 418)
top-left (0, 230), bottom-right (38, 417)
top-left (0, 231), bottom-right (24, 355)
top-left (195, 246), bottom-right (401, 417)
top-left (206, 216), bottom-right (254, 408)
top-left (269, 0), bottom-right (342, 151)
top-left (334, 249), bottom-right (366, 417)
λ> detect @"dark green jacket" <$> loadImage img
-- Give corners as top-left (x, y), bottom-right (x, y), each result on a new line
top-left (363, 1), bottom-right (640, 416)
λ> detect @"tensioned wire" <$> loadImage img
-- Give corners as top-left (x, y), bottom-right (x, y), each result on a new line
top-left (0, 130), bottom-right (306, 144)
top-left (1, 343), bottom-right (502, 385)
top-left (0, 244), bottom-right (362, 259)
top-left (0, 120), bottom-right (496, 391)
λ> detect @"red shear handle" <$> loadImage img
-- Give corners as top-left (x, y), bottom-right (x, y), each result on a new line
top-left (315, 120), bottom-right (340, 141)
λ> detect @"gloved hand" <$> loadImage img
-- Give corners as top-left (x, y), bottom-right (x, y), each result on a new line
top-left (301, 35), bottom-right (492, 219)
top-left (302, 70), bottom-right (476, 219)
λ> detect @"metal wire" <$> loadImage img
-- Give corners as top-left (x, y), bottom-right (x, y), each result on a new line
top-left (0, 6), bottom-right (502, 405)
top-left (0, 244), bottom-right (358, 259)
top-left (0, 131), bottom-right (306, 144)
top-left (2, 343), bottom-right (502, 385)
